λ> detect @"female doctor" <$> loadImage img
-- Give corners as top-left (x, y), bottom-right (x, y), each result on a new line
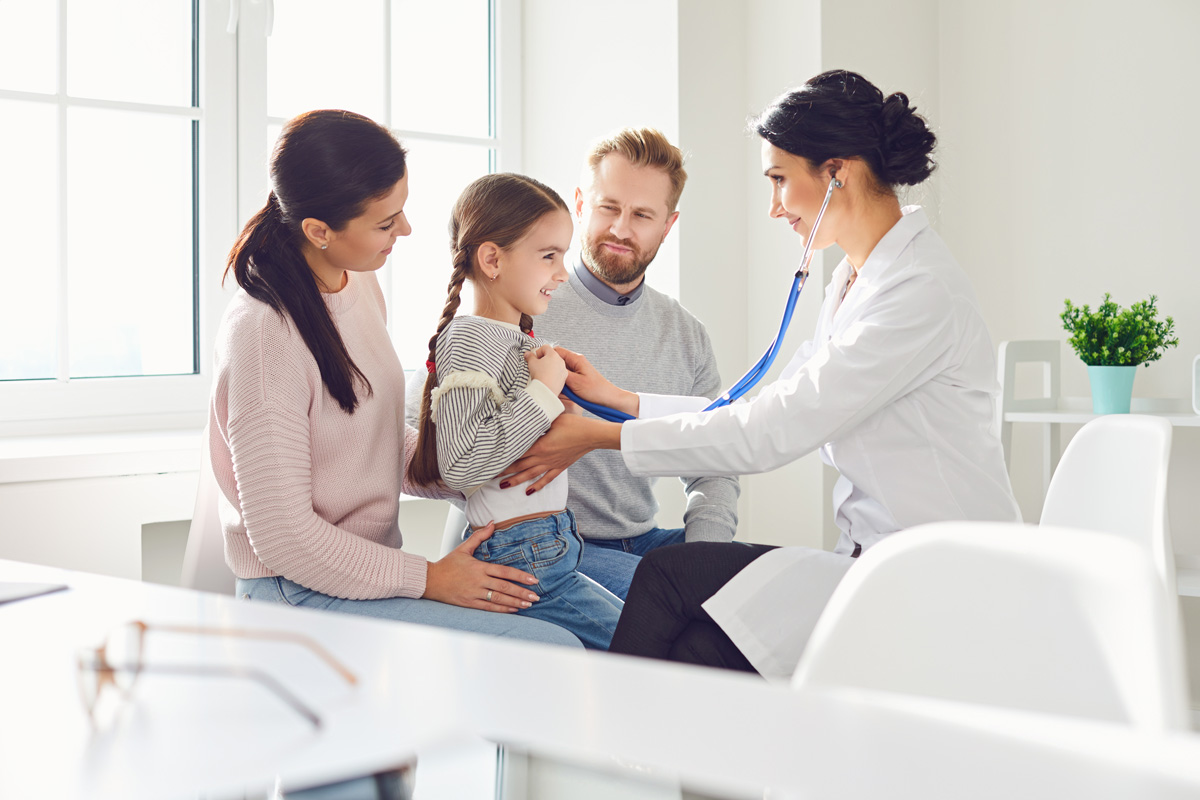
top-left (504, 69), bottom-right (1022, 681)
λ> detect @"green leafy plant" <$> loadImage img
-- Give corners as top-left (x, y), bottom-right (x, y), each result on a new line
top-left (1061, 294), bottom-right (1178, 367)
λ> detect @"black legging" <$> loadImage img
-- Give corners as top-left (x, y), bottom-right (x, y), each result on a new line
top-left (608, 541), bottom-right (778, 673)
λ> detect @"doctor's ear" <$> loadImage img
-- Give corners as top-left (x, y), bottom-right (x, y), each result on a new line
top-left (823, 159), bottom-right (846, 188)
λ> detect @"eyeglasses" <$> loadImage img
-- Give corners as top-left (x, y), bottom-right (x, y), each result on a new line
top-left (76, 620), bottom-right (358, 728)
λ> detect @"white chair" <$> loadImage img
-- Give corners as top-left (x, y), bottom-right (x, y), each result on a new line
top-left (441, 505), bottom-right (469, 557)
top-left (1040, 414), bottom-right (1177, 599)
top-left (180, 429), bottom-right (236, 595)
top-left (791, 521), bottom-right (1190, 730)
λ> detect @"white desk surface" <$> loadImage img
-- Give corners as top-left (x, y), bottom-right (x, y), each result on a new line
top-left (4, 558), bottom-right (1200, 800)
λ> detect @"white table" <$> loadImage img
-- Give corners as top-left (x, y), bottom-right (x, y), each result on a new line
top-left (4, 558), bottom-right (1200, 800)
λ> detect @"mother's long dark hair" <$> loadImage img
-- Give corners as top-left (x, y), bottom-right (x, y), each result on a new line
top-left (224, 110), bottom-right (407, 413)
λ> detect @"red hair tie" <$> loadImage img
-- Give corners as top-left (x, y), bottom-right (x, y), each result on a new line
top-left (425, 359), bottom-right (436, 373)
top-left (527, 329), bottom-right (535, 337)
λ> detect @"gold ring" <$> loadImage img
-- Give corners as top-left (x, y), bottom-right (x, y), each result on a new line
top-left (486, 590), bottom-right (493, 602)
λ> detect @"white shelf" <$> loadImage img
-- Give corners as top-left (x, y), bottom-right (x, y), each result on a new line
top-left (0, 429), bottom-right (204, 484)
top-left (1004, 397), bottom-right (1200, 427)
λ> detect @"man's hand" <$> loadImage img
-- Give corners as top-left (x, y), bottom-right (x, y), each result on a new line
top-left (556, 347), bottom-right (640, 418)
top-left (499, 414), bottom-right (622, 492)
top-left (423, 523), bottom-right (540, 611)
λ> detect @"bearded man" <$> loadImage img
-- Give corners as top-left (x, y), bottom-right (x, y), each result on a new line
top-left (533, 127), bottom-right (740, 600)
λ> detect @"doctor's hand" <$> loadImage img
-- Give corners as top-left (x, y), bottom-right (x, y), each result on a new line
top-left (423, 523), bottom-right (541, 612)
top-left (499, 414), bottom-right (623, 493)
top-left (555, 347), bottom-right (640, 418)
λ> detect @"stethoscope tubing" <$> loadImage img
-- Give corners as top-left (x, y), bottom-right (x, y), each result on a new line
top-left (564, 176), bottom-right (841, 424)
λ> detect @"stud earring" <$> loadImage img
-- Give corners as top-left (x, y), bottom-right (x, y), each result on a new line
top-left (491, 272), bottom-right (498, 282)
top-left (321, 244), bottom-right (328, 250)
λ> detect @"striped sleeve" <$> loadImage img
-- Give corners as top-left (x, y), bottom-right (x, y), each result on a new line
top-left (432, 319), bottom-right (563, 492)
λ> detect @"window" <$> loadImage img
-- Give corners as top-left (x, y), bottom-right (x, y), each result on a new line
top-left (0, 0), bottom-right (518, 432)
top-left (242, 0), bottom-right (521, 372)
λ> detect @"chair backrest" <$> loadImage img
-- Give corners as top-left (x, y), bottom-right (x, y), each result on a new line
top-left (441, 504), bottom-right (469, 557)
top-left (180, 429), bottom-right (236, 595)
top-left (1040, 414), bottom-right (1175, 598)
top-left (791, 521), bottom-right (1190, 730)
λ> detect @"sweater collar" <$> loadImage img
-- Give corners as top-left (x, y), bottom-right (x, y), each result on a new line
top-left (322, 270), bottom-right (363, 316)
top-left (572, 253), bottom-right (644, 306)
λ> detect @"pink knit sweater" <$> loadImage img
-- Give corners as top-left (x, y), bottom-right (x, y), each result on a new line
top-left (209, 271), bottom-right (451, 600)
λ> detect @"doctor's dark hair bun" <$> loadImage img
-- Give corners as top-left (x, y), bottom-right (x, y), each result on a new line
top-left (752, 69), bottom-right (936, 188)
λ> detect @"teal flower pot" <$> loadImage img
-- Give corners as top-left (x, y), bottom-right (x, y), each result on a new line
top-left (1087, 365), bottom-right (1137, 414)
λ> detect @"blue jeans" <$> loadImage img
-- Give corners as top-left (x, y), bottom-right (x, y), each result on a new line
top-left (468, 510), bottom-right (623, 650)
top-left (236, 576), bottom-right (582, 649)
top-left (578, 527), bottom-right (686, 601)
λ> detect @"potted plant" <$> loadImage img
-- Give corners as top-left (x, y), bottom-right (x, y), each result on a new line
top-left (1061, 293), bottom-right (1178, 414)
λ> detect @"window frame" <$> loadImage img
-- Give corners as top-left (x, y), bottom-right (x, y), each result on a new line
top-left (0, 0), bottom-right (518, 437)
top-left (0, 0), bottom-right (235, 436)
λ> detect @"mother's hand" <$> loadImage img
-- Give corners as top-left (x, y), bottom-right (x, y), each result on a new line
top-left (499, 414), bottom-right (622, 492)
top-left (423, 523), bottom-right (540, 612)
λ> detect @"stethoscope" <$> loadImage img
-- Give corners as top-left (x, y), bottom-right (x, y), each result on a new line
top-left (563, 174), bottom-right (843, 423)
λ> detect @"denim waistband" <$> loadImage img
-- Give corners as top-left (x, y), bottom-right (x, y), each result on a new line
top-left (473, 508), bottom-right (576, 536)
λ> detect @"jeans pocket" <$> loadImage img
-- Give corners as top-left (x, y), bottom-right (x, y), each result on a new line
top-left (529, 531), bottom-right (570, 571)
top-left (474, 537), bottom-right (527, 569)
top-left (274, 576), bottom-right (311, 607)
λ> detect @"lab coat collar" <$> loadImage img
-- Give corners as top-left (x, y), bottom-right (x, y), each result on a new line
top-left (857, 205), bottom-right (929, 281)
top-left (827, 206), bottom-right (928, 315)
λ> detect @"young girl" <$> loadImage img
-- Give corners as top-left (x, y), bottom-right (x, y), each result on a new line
top-left (410, 173), bottom-right (624, 649)
top-left (213, 110), bottom-right (579, 649)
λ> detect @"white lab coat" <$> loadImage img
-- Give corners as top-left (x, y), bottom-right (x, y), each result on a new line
top-left (622, 207), bottom-right (1021, 681)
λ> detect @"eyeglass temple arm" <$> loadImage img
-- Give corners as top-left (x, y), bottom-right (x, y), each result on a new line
top-left (132, 622), bottom-right (358, 685)
top-left (95, 661), bottom-right (323, 728)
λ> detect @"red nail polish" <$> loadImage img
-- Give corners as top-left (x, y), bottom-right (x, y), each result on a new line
top-left (499, 482), bottom-right (509, 489)
top-left (525, 487), bottom-right (535, 496)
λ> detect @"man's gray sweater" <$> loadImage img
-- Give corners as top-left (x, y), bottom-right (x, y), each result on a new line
top-left (535, 262), bottom-right (739, 542)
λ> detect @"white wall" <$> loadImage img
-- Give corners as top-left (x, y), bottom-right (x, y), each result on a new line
top-left (938, 0), bottom-right (1200, 532)
top-left (738, 0), bottom-right (829, 547)
top-left (521, 0), bottom-right (681, 295)
top-left (0, 472), bottom-right (198, 579)
top-left (935, 0), bottom-right (1200, 699)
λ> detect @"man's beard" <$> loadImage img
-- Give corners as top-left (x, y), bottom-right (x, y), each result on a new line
top-left (580, 234), bottom-right (660, 286)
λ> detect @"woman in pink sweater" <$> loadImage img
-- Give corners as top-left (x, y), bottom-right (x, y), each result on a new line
top-left (209, 109), bottom-right (580, 647)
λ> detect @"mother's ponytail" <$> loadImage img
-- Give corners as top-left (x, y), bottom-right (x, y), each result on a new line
top-left (222, 110), bottom-right (407, 414)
